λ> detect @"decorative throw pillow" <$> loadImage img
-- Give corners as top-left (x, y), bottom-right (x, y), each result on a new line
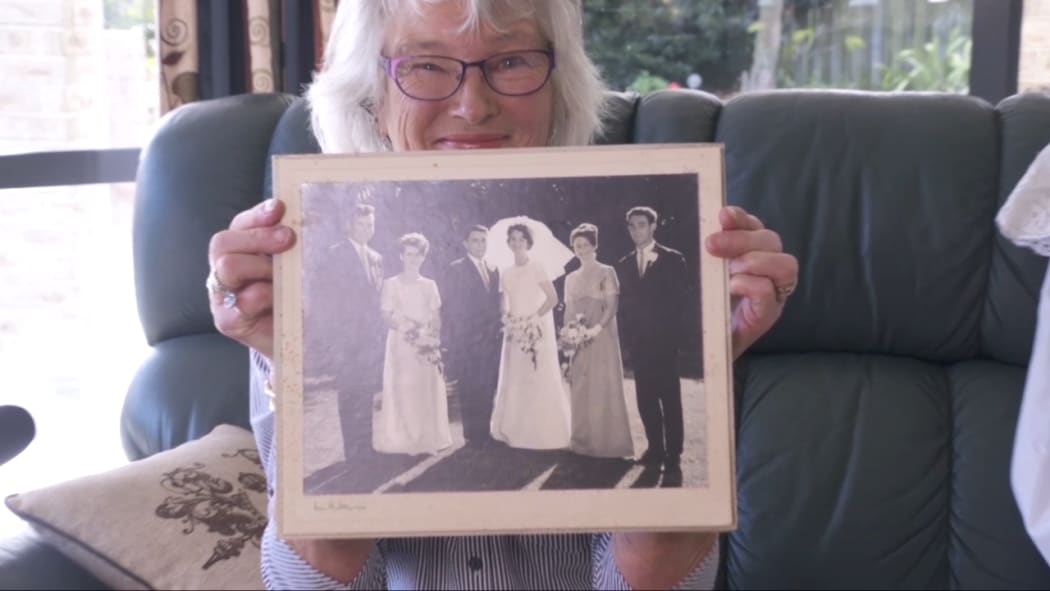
top-left (4, 424), bottom-right (267, 590)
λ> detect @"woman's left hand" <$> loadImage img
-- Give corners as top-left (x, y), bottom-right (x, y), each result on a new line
top-left (705, 205), bottom-right (799, 359)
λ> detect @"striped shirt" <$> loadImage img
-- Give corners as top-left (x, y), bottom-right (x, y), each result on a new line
top-left (250, 351), bottom-right (718, 590)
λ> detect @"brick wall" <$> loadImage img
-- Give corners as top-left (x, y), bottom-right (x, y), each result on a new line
top-left (0, 0), bottom-right (107, 154)
top-left (1021, 0), bottom-right (1050, 93)
top-left (0, 0), bottom-right (155, 154)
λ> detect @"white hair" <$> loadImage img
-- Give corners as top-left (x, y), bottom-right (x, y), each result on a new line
top-left (306, 0), bottom-right (608, 153)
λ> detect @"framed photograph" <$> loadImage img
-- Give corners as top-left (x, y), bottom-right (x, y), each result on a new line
top-left (272, 144), bottom-right (734, 538)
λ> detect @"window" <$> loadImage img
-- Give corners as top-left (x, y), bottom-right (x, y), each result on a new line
top-left (0, 182), bottom-right (144, 536)
top-left (584, 0), bottom-right (976, 98)
top-left (0, 0), bottom-right (155, 536)
top-left (0, 0), bottom-right (157, 155)
top-left (1020, 0), bottom-right (1050, 92)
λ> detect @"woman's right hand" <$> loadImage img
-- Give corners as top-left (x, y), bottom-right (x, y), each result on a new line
top-left (208, 198), bottom-right (296, 361)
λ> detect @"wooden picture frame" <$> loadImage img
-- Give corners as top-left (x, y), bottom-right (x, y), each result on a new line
top-left (272, 144), bottom-right (734, 538)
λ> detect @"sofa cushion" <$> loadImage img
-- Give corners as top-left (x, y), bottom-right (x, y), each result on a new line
top-left (5, 425), bottom-right (266, 591)
top-left (948, 361), bottom-right (1050, 587)
top-left (718, 91), bottom-right (999, 362)
top-left (730, 353), bottom-right (951, 588)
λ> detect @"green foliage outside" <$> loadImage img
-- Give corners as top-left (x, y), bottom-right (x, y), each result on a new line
top-left (628, 71), bottom-right (672, 95)
top-left (583, 0), bottom-right (756, 94)
top-left (583, 0), bottom-right (973, 96)
top-left (103, 0), bottom-right (155, 30)
top-left (879, 27), bottom-right (971, 93)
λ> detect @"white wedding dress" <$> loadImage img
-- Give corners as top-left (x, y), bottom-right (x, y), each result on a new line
top-left (490, 260), bottom-right (571, 449)
top-left (373, 275), bottom-right (452, 455)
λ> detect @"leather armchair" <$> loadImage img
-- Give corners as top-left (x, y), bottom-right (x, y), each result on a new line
top-left (2, 89), bottom-right (1048, 589)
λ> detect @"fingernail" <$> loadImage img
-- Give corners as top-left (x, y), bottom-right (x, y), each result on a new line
top-left (275, 227), bottom-right (291, 242)
top-left (263, 198), bottom-right (277, 212)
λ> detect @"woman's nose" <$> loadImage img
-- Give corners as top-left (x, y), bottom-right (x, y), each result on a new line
top-left (451, 68), bottom-right (498, 124)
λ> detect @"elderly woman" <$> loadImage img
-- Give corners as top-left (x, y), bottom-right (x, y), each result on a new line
top-left (206, 0), bottom-right (799, 589)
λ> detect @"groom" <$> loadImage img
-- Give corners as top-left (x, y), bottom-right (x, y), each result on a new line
top-left (615, 206), bottom-right (688, 476)
top-left (442, 225), bottom-right (502, 446)
top-left (335, 203), bottom-right (385, 458)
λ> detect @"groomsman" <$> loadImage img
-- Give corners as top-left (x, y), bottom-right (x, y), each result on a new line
top-left (333, 203), bottom-right (385, 458)
top-left (615, 206), bottom-right (688, 477)
top-left (442, 225), bottom-right (502, 446)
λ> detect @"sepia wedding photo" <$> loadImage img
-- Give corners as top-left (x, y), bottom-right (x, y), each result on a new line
top-left (272, 145), bottom-right (734, 538)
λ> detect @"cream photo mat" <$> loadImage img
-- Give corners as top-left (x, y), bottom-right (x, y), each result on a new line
top-left (273, 143), bottom-right (735, 538)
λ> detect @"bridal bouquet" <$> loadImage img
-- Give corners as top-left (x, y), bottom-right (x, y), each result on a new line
top-left (558, 313), bottom-right (595, 381)
top-left (502, 314), bottom-right (543, 369)
top-left (400, 319), bottom-right (444, 375)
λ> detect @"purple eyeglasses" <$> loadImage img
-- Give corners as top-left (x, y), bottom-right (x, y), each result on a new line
top-left (382, 49), bottom-right (555, 101)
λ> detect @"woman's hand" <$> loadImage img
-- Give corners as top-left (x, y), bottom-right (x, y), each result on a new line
top-left (705, 205), bottom-right (799, 359)
top-left (613, 531), bottom-right (717, 589)
top-left (207, 198), bottom-right (296, 361)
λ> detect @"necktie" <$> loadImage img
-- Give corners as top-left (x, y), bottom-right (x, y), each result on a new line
top-left (477, 260), bottom-right (491, 291)
top-left (358, 246), bottom-right (374, 287)
top-left (637, 250), bottom-right (645, 278)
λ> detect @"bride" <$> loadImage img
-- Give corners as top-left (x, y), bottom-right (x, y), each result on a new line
top-left (489, 222), bottom-right (571, 449)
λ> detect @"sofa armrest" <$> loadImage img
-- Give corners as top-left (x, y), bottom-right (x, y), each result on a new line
top-left (0, 528), bottom-right (105, 590)
top-left (121, 334), bottom-right (249, 460)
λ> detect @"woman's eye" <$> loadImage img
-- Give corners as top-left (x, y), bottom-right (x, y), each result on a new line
top-left (493, 56), bottom-right (526, 70)
top-left (409, 61), bottom-right (448, 74)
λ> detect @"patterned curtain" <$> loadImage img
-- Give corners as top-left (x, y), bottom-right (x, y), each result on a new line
top-left (159, 0), bottom-right (341, 115)
top-left (246, 0), bottom-right (278, 94)
top-left (158, 0), bottom-right (199, 113)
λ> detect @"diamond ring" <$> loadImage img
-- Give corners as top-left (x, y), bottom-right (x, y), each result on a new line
top-left (206, 268), bottom-right (238, 309)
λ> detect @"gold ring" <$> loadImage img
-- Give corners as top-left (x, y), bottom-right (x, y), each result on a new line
top-left (775, 280), bottom-right (797, 304)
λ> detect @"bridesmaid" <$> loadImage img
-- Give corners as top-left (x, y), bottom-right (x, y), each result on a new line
top-left (562, 223), bottom-right (634, 458)
top-left (373, 233), bottom-right (452, 455)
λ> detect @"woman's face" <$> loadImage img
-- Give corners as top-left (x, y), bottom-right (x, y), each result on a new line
top-left (401, 244), bottom-right (426, 271)
top-left (572, 235), bottom-right (596, 259)
top-left (378, 2), bottom-right (555, 152)
top-left (508, 230), bottom-right (531, 254)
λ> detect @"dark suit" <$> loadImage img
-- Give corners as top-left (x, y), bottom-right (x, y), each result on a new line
top-left (616, 242), bottom-right (688, 462)
top-left (332, 239), bottom-right (385, 457)
top-left (441, 256), bottom-right (502, 443)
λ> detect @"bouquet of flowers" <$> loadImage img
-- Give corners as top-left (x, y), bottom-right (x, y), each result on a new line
top-left (502, 314), bottom-right (543, 369)
top-left (400, 318), bottom-right (444, 375)
top-left (558, 313), bottom-right (595, 381)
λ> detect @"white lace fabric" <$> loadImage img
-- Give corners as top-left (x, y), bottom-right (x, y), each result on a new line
top-left (998, 143), bottom-right (1050, 257)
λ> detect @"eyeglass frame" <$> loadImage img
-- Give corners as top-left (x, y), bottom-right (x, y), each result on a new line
top-left (381, 49), bottom-right (557, 102)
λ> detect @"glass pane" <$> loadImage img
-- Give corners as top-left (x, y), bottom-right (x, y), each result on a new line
top-left (1020, 0), bottom-right (1050, 93)
top-left (583, 0), bottom-right (974, 99)
top-left (0, 0), bottom-right (158, 155)
top-left (0, 183), bottom-right (143, 536)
